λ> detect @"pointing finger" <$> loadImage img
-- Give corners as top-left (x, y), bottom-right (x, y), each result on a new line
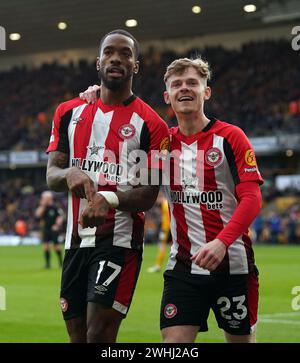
top-left (84, 181), bottom-right (96, 202)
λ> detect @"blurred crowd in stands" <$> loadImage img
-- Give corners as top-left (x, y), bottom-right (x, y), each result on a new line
top-left (1, 172), bottom-right (300, 245)
top-left (0, 172), bottom-right (67, 237)
top-left (1, 39), bottom-right (300, 152)
top-left (251, 204), bottom-right (300, 245)
top-left (1, 39), bottom-right (300, 244)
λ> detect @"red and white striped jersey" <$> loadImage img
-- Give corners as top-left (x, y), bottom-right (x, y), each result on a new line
top-left (164, 118), bottom-right (263, 275)
top-left (47, 95), bottom-right (169, 250)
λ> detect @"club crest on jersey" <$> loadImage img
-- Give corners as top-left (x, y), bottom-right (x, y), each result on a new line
top-left (60, 298), bottom-right (68, 313)
top-left (118, 124), bottom-right (136, 140)
top-left (164, 303), bottom-right (177, 319)
top-left (205, 147), bottom-right (223, 167)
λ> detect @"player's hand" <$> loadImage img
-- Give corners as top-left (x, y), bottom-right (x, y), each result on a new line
top-left (79, 193), bottom-right (109, 228)
top-left (39, 197), bottom-right (48, 207)
top-left (66, 167), bottom-right (96, 201)
top-left (79, 84), bottom-right (101, 104)
top-left (191, 239), bottom-right (227, 271)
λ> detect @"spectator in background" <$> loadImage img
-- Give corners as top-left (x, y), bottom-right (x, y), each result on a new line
top-left (35, 191), bottom-right (64, 268)
top-left (15, 219), bottom-right (27, 239)
top-left (286, 207), bottom-right (300, 244)
top-left (1, 39), bottom-right (300, 152)
top-left (253, 215), bottom-right (264, 243)
top-left (267, 212), bottom-right (281, 244)
top-left (147, 192), bottom-right (171, 273)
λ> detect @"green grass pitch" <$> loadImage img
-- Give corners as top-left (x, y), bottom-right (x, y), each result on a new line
top-left (0, 244), bottom-right (299, 342)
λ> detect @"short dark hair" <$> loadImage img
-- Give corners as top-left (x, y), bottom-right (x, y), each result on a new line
top-left (99, 29), bottom-right (140, 59)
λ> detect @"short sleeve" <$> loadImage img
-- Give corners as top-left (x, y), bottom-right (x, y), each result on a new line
top-left (141, 116), bottom-right (170, 170)
top-left (46, 104), bottom-right (72, 154)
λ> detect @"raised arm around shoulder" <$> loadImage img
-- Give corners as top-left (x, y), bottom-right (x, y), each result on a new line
top-left (79, 84), bottom-right (101, 104)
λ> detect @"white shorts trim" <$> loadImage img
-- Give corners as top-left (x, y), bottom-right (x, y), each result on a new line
top-left (113, 300), bottom-right (128, 315)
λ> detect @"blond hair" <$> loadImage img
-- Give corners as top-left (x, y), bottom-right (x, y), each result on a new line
top-left (164, 57), bottom-right (211, 84)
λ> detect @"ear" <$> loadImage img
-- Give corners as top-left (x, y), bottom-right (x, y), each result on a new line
top-left (204, 86), bottom-right (211, 101)
top-left (164, 91), bottom-right (171, 105)
top-left (96, 57), bottom-right (100, 71)
top-left (133, 60), bottom-right (139, 74)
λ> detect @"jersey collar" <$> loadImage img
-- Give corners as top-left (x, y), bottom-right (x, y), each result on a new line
top-left (174, 117), bottom-right (218, 142)
top-left (202, 117), bottom-right (217, 132)
top-left (97, 94), bottom-right (137, 112)
top-left (123, 94), bottom-right (136, 106)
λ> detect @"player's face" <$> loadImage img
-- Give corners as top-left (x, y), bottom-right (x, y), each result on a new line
top-left (164, 67), bottom-right (211, 115)
top-left (97, 34), bottom-right (139, 91)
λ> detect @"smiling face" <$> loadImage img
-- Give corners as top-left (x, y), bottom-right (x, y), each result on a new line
top-left (97, 33), bottom-right (139, 91)
top-left (164, 66), bottom-right (211, 116)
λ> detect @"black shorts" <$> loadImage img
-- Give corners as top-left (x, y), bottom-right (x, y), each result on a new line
top-left (43, 230), bottom-right (59, 244)
top-left (60, 246), bottom-right (142, 320)
top-left (160, 268), bottom-right (259, 336)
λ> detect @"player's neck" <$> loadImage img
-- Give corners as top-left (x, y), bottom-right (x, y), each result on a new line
top-left (100, 83), bottom-right (133, 105)
top-left (177, 112), bottom-right (210, 136)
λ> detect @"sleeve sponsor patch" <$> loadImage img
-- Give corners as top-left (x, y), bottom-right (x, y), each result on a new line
top-left (245, 149), bottom-right (256, 166)
top-left (159, 136), bottom-right (170, 152)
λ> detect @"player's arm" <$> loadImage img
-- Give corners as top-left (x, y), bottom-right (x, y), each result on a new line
top-left (47, 151), bottom-right (96, 200)
top-left (79, 84), bottom-right (100, 104)
top-left (47, 101), bottom-right (97, 200)
top-left (191, 181), bottom-right (262, 271)
top-left (215, 181), bottom-right (262, 246)
top-left (191, 126), bottom-right (263, 271)
top-left (35, 205), bottom-right (45, 219)
top-left (115, 166), bottom-right (162, 212)
top-left (79, 171), bottom-right (161, 229)
top-left (46, 151), bottom-right (69, 192)
top-left (116, 185), bottom-right (160, 212)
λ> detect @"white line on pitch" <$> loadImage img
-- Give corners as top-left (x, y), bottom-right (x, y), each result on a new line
top-left (259, 319), bottom-right (300, 325)
top-left (259, 312), bottom-right (300, 318)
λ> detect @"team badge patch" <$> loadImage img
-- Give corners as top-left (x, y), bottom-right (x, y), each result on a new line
top-left (164, 303), bottom-right (177, 319)
top-left (245, 149), bottom-right (256, 166)
top-left (118, 124), bottom-right (136, 140)
top-left (205, 147), bottom-right (223, 167)
top-left (60, 297), bottom-right (68, 312)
